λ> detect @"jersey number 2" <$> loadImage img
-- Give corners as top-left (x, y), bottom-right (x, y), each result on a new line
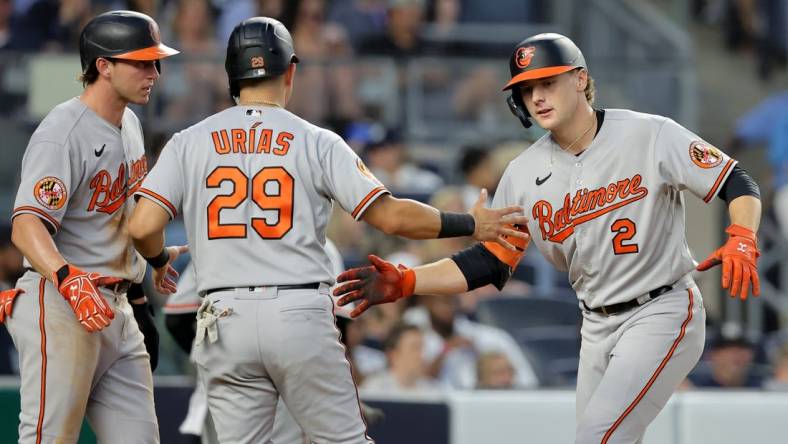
top-left (206, 166), bottom-right (294, 240)
top-left (611, 218), bottom-right (639, 254)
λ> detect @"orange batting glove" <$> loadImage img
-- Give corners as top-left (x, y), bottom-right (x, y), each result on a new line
top-left (0, 289), bottom-right (24, 323)
top-left (696, 224), bottom-right (760, 300)
top-left (334, 255), bottom-right (416, 318)
top-left (54, 265), bottom-right (121, 332)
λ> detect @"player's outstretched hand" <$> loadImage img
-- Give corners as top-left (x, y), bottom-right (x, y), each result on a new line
top-left (334, 255), bottom-right (415, 318)
top-left (153, 245), bottom-right (189, 295)
top-left (696, 224), bottom-right (760, 300)
top-left (0, 289), bottom-right (24, 323)
top-left (54, 264), bottom-right (120, 332)
top-left (469, 189), bottom-right (530, 251)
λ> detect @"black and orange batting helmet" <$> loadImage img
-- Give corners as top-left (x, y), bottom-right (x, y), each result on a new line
top-left (503, 33), bottom-right (587, 128)
top-left (225, 17), bottom-right (300, 100)
top-left (79, 10), bottom-right (179, 75)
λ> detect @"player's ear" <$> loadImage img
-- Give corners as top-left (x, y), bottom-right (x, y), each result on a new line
top-left (576, 68), bottom-right (588, 92)
top-left (96, 58), bottom-right (112, 78)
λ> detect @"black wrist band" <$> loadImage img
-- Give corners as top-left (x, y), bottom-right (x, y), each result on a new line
top-left (55, 264), bottom-right (70, 284)
top-left (144, 248), bottom-right (169, 268)
top-left (438, 212), bottom-right (476, 238)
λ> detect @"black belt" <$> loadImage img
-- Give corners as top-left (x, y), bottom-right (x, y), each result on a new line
top-left (25, 267), bottom-right (131, 294)
top-left (206, 282), bottom-right (321, 295)
top-left (583, 285), bottom-right (672, 316)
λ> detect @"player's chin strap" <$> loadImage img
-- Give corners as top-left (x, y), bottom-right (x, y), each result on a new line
top-left (506, 87), bottom-right (532, 129)
top-left (195, 298), bottom-right (233, 346)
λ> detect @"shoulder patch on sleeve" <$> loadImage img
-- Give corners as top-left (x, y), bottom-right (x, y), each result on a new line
top-left (689, 141), bottom-right (723, 169)
top-left (33, 176), bottom-right (67, 210)
top-left (356, 158), bottom-right (382, 185)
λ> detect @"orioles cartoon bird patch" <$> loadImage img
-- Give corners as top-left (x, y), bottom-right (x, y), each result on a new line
top-left (516, 46), bottom-right (536, 69)
top-left (689, 141), bottom-right (723, 169)
top-left (34, 176), bottom-right (67, 210)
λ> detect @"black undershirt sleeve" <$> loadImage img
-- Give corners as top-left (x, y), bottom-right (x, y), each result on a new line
top-left (717, 165), bottom-right (760, 203)
top-left (451, 243), bottom-right (513, 291)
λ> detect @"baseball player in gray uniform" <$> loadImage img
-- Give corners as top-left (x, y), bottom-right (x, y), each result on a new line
top-left (167, 239), bottom-right (348, 444)
top-left (127, 17), bottom-right (525, 444)
top-left (1, 11), bottom-right (178, 444)
top-left (334, 33), bottom-right (763, 444)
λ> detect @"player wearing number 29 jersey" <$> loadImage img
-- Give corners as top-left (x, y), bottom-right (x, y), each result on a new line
top-left (129, 17), bottom-right (527, 444)
top-left (136, 107), bottom-right (380, 294)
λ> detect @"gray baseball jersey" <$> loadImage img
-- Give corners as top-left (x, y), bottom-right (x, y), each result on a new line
top-left (12, 97), bottom-right (147, 282)
top-left (7, 97), bottom-right (157, 443)
top-left (487, 109), bottom-right (718, 443)
top-left (138, 104), bottom-right (379, 443)
top-left (137, 106), bottom-right (387, 294)
top-left (489, 109), bottom-right (734, 308)
top-left (163, 239), bottom-right (345, 315)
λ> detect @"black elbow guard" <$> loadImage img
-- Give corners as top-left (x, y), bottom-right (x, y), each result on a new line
top-left (451, 244), bottom-right (512, 291)
top-left (718, 165), bottom-right (761, 202)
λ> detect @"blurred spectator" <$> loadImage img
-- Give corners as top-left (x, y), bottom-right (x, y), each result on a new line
top-left (342, 315), bottom-right (387, 383)
top-left (427, 0), bottom-right (460, 34)
top-left (403, 294), bottom-right (538, 389)
top-left (126, 0), bottom-right (156, 17)
top-left (0, 222), bottom-right (22, 375)
top-left (359, 0), bottom-right (437, 58)
top-left (771, 109), bottom-right (788, 240)
top-left (215, 0), bottom-right (255, 43)
top-left (19, 0), bottom-right (96, 51)
top-left (0, 0), bottom-right (21, 49)
top-left (691, 334), bottom-right (762, 388)
top-left (287, 0), bottom-right (362, 130)
top-left (0, 223), bottom-right (23, 289)
top-left (327, 0), bottom-right (387, 50)
top-left (763, 342), bottom-right (788, 391)
top-left (457, 0), bottom-right (543, 24)
top-left (476, 350), bottom-right (515, 389)
top-left (159, 0), bottom-right (228, 129)
top-left (457, 145), bottom-right (498, 210)
top-left (361, 323), bottom-right (441, 392)
top-left (364, 129), bottom-right (444, 193)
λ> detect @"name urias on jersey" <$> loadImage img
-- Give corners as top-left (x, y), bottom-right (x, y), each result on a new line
top-left (211, 122), bottom-right (294, 156)
top-left (533, 173), bottom-right (648, 244)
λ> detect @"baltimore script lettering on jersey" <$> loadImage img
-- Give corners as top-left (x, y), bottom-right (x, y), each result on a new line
top-left (211, 122), bottom-right (293, 156)
top-left (533, 173), bottom-right (648, 244)
top-left (88, 155), bottom-right (148, 214)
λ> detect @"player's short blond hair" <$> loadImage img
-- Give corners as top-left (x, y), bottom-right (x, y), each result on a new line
top-left (585, 74), bottom-right (596, 105)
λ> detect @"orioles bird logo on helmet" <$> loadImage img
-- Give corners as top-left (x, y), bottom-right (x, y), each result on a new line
top-left (516, 46), bottom-right (536, 69)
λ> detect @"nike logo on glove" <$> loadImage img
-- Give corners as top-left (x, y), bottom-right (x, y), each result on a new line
top-left (94, 144), bottom-right (105, 157)
top-left (536, 172), bottom-right (552, 186)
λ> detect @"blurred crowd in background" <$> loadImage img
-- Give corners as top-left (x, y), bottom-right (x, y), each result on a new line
top-left (0, 0), bottom-right (788, 405)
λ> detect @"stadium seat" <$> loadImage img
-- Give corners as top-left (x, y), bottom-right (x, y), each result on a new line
top-left (475, 295), bottom-right (581, 336)
top-left (516, 325), bottom-right (581, 387)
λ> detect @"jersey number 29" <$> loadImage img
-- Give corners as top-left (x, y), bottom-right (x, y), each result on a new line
top-left (206, 166), bottom-right (293, 240)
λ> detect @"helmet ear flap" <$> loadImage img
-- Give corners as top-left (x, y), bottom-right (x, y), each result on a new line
top-left (507, 87), bottom-right (531, 128)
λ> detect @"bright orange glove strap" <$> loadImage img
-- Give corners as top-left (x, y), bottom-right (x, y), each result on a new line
top-left (400, 267), bottom-right (416, 299)
top-left (725, 224), bottom-right (757, 244)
